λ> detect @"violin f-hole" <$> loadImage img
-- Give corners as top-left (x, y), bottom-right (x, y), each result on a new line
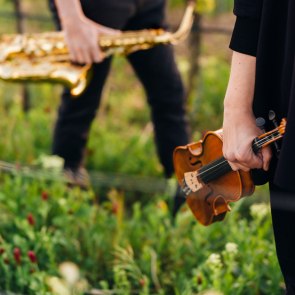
top-left (189, 158), bottom-right (202, 166)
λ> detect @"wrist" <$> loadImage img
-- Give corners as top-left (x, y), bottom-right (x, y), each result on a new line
top-left (224, 96), bottom-right (253, 112)
top-left (60, 11), bottom-right (84, 24)
top-left (55, 0), bottom-right (85, 25)
top-left (223, 103), bottom-right (254, 122)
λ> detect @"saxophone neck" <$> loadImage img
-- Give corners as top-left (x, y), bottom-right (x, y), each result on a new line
top-left (99, 1), bottom-right (196, 47)
top-left (169, 0), bottom-right (196, 44)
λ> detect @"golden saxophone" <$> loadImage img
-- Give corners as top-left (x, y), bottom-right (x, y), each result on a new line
top-left (0, 1), bottom-right (195, 97)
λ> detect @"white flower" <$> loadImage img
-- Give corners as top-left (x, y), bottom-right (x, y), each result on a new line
top-left (46, 277), bottom-right (70, 295)
top-left (59, 262), bottom-right (80, 286)
top-left (250, 203), bottom-right (269, 219)
top-left (225, 242), bottom-right (238, 255)
top-left (40, 155), bottom-right (64, 170)
top-left (206, 253), bottom-right (222, 268)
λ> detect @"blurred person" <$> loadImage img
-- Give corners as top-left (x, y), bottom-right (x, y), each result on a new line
top-left (48, 0), bottom-right (190, 214)
top-left (223, 0), bottom-right (295, 292)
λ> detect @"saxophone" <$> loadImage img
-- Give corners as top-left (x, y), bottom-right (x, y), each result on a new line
top-left (0, 1), bottom-right (195, 96)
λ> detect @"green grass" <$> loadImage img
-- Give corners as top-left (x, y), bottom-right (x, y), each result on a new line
top-left (0, 175), bottom-right (283, 294)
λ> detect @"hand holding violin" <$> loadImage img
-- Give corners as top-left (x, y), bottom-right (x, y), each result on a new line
top-left (173, 116), bottom-right (286, 226)
top-left (173, 52), bottom-right (285, 226)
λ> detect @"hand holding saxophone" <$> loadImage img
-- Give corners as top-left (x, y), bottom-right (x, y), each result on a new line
top-left (55, 0), bottom-right (120, 64)
top-left (61, 17), bottom-right (120, 64)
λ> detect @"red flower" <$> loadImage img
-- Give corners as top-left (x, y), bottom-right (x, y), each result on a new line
top-left (112, 202), bottom-right (119, 214)
top-left (41, 191), bottom-right (49, 201)
top-left (27, 213), bottom-right (35, 226)
top-left (139, 278), bottom-right (146, 287)
top-left (28, 251), bottom-right (37, 263)
top-left (0, 248), bottom-right (4, 255)
top-left (13, 248), bottom-right (21, 265)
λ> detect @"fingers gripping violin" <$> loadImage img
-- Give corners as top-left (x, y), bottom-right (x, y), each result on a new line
top-left (173, 115), bottom-right (287, 226)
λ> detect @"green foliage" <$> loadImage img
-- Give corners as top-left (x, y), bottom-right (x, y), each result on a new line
top-left (0, 176), bottom-right (284, 294)
top-left (189, 57), bottom-right (229, 134)
top-left (214, 0), bottom-right (234, 13)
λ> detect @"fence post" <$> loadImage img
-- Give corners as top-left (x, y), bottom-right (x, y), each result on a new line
top-left (13, 0), bottom-right (30, 113)
top-left (186, 12), bottom-right (202, 108)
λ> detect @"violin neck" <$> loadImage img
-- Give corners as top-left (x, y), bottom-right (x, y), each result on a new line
top-left (252, 129), bottom-right (282, 153)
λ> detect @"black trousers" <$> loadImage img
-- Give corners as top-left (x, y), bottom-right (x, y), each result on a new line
top-left (270, 183), bottom-right (295, 294)
top-left (49, 0), bottom-right (190, 177)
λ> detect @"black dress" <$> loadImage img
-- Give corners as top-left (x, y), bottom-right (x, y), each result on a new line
top-left (230, 0), bottom-right (295, 293)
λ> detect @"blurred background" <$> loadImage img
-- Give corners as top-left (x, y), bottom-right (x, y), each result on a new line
top-left (0, 1), bottom-right (284, 294)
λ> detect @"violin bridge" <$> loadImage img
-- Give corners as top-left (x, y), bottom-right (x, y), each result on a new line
top-left (183, 171), bottom-right (203, 195)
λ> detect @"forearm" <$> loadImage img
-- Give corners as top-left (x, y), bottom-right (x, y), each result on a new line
top-left (224, 51), bottom-right (256, 115)
top-left (221, 3), bottom-right (272, 172)
top-left (222, 51), bottom-right (272, 171)
top-left (54, 0), bottom-right (85, 23)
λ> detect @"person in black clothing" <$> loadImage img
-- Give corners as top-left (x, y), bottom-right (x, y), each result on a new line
top-left (48, 0), bottom-right (189, 212)
top-left (223, 0), bottom-right (295, 293)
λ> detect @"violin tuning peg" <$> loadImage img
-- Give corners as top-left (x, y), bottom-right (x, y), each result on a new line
top-left (268, 110), bottom-right (279, 128)
top-left (268, 110), bottom-right (281, 156)
top-left (256, 117), bottom-right (266, 131)
top-left (268, 110), bottom-right (276, 121)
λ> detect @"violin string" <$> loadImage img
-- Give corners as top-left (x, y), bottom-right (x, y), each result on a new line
top-left (195, 136), bottom-right (275, 180)
top-left (196, 132), bottom-right (281, 180)
top-left (193, 132), bottom-right (281, 180)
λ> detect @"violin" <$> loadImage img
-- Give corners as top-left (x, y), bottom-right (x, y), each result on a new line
top-left (173, 115), bottom-right (287, 226)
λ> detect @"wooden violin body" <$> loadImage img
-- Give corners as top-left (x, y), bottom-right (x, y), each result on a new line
top-left (173, 118), bottom-right (286, 226)
top-left (174, 130), bottom-right (254, 225)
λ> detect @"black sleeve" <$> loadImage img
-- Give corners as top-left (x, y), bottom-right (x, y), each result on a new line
top-left (233, 0), bottom-right (263, 18)
top-left (229, 0), bottom-right (263, 57)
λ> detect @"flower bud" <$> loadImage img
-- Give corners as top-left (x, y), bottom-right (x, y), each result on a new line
top-left (139, 278), bottom-right (146, 287)
top-left (28, 251), bottom-right (37, 263)
top-left (13, 248), bottom-right (21, 265)
top-left (27, 213), bottom-right (35, 226)
top-left (41, 191), bottom-right (49, 201)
